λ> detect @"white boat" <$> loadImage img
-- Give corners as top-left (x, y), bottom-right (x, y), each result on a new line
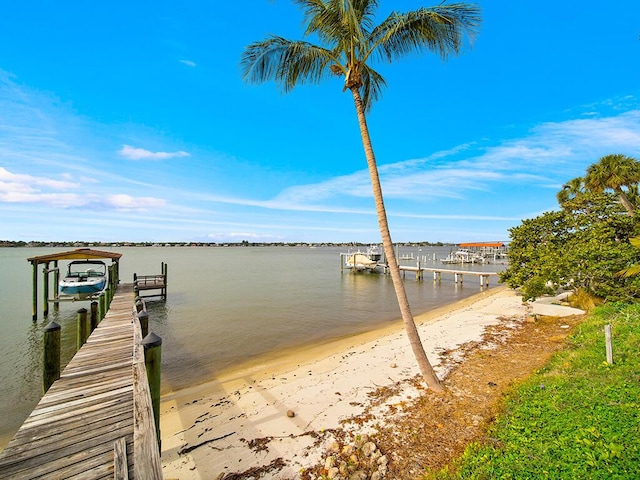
top-left (59, 260), bottom-right (108, 298)
top-left (441, 249), bottom-right (485, 264)
top-left (345, 253), bottom-right (379, 271)
top-left (366, 245), bottom-right (382, 262)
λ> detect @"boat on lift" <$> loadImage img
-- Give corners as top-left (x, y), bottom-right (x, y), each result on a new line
top-left (344, 245), bottom-right (384, 271)
top-left (59, 260), bottom-right (108, 298)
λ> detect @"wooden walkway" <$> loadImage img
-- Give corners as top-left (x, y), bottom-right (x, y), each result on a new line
top-left (0, 284), bottom-right (161, 479)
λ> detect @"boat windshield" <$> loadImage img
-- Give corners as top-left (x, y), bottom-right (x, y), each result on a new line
top-left (67, 261), bottom-right (107, 277)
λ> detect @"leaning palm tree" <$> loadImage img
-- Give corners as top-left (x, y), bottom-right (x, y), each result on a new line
top-left (241, 0), bottom-right (480, 391)
top-left (584, 154), bottom-right (640, 216)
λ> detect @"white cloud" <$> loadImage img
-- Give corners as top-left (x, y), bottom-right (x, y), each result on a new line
top-left (179, 59), bottom-right (197, 67)
top-left (118, 145), bottom-right (190, 160)
top-left (107, 194), bottom-right (166, 210)
top-left (0, 166), bottom-right (78, 190)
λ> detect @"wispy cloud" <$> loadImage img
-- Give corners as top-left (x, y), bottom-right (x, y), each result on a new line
top-left (0, 165), bottom-right (166, 211)
top-left (179, 59), bottom-right (196, 67)
top-left (118, 145), bottom-right (191, 160)
top-left (107, 194), bottom-right (166, 210)
top-left (271, 108), bottom-right (640, 207)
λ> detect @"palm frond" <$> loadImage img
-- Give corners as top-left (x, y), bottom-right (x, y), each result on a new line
top-left (616, 264), bottom-right (640, 278)
top-left (369, 3), bottom-right (480, 63)
top-left (241, 36), bottom-right (338, 92)
top-left (359, 64), bottom-right (386, 112)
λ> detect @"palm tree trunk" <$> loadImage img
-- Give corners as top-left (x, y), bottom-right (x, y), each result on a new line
top-left (616, 188), bottom-right (635, 216)
top-left (350, 87), bottom-right (443, 392)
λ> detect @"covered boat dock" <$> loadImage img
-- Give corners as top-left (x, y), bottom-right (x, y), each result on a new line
top-left (27, 248), bottom-right (122, 321)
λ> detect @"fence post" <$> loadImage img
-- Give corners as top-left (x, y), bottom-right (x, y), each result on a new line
top-left (43, 321), bottom-right (61, 393)
top-left (142, 332), bottom-right (162, 448)
top-left (605, 324), bottom-right (613, 364)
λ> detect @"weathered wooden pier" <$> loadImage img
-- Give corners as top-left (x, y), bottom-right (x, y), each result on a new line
top-left (398, 265), bottom-right (499, 287)
top-left (0, 250), bottom-right (165, 479)
top-left (0, 284), bottom-right (163, 479)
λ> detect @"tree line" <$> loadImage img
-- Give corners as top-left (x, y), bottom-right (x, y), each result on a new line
top-left (501, 154), bottom-right (640, 302)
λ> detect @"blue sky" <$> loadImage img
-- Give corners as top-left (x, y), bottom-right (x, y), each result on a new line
top-left (1, 1), bottom-right (639, 244)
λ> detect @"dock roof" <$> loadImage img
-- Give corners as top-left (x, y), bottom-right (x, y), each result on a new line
top-left (459, 242), bottom-right (505, 248)
top-left (27, 248), bottom-right (122, 264)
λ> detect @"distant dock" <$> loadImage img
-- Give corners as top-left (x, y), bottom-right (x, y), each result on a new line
top-left (398, 265), bottom-right (499, 287)
top-left (340, 246), bottom-right (502, 287)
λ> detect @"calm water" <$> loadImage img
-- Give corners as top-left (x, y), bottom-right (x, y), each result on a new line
top-left (0, 246), bottom-right (503, 447)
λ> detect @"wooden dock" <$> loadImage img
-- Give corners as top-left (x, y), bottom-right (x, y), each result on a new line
top-left (399, 265), bottom-right (499, 287)
top-left (134, 262), bottom-right (168, 300)
top-left (0, 284), bottom-right (162, 479)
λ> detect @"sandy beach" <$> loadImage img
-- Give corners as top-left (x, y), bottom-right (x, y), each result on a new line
top-left (159, 286), bottom-right (583, 479)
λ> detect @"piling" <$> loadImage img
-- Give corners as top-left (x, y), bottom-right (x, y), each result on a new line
top-left (77, 308), bottom-right (89, 350)
top-left (133, 273), bottom-right (139, 298)
top-left (43, 262), bottom-right (50, 318)
top-left (99, 291), bottom-right (106, 321)
top-left (31, 264), bottom-right (38, 321)
top-left (162, 262), bottom-right (168, 300)
top-left (53, 261), bottom-right (59, 311)
top-left (142, 332), bottom-right (163, 448)
top-left (43, 321), bottom-right (61, 393)
top-left (90, 301), bottom-right (99, 330)
top-left (138, 310), bottom-right (149, 338)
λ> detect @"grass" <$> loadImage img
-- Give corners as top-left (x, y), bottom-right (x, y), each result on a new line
top-left (427, 302), bottom-right (640, 480)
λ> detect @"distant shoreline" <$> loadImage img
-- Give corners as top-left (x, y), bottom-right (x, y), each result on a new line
top-left (1, 241), bottom-right (459, 248)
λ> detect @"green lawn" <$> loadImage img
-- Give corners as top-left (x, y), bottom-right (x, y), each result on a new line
top-left (429, 303), bottom-right (640, 479)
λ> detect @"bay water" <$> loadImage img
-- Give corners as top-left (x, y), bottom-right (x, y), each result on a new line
top-left (0, 245), bottom-right (503, 448)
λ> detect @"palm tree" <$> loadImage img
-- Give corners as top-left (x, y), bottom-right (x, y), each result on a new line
top-left (584, 154), bottom-right (640, 216)
top-left (556, 176), bottom-right (585, 207)
top-left (241, 0), bottom-right (480, 391)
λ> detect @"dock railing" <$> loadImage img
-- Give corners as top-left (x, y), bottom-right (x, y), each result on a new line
top-left (132, 303), bottom-right (163, 480)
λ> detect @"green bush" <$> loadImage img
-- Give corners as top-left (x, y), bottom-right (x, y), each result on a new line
top-left (429, 303), bottom-right (640, 479)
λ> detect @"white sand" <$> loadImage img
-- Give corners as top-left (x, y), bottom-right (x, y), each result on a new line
top-left (159, 287), bottom-right (582, 479)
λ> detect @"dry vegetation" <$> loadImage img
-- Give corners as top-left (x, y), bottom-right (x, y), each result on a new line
top-left (302, 312), bottom-right (585, 479)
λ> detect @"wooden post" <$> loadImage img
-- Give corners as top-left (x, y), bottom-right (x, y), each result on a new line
top-left (142, 332), bottom-right (162, 448)
top-left (43, 262), bottom-right (50, 318)
top-left (99, 291), bottom-right (106, 320)
top-left (133, 272), bottom-right (139, 298)
top-left (53, 260), bottom-right (60, 311)
top-left (77, 308), bottom-right (89, 350)
top-left (114, 260), bottom-right (120, 285)
top-left (43, 321), bottom-right (61, 393)
top-left (138, 310), bottom-right (149, 338)
top-left (605, 324), bottom-right (613, 364)
top-left (31, 261), bottom-right (38, 321)
top-left (90, 301), bottom-right (99, 330)
top-left (162, 262), bottom-right (168, 300)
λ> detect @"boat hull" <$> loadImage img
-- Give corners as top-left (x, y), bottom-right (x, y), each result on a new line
top-left (59, 277), bottom-right (107, 297)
